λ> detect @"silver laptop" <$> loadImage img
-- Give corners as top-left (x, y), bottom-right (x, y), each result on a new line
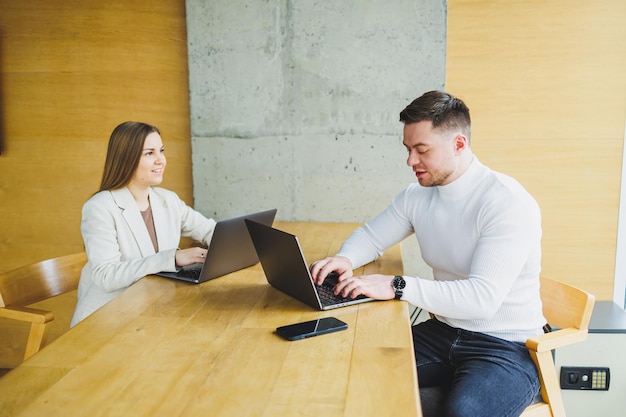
top-left (245, 219), bottom-right (375, 310)
top-left (156, 209), bottom-right (277, 283)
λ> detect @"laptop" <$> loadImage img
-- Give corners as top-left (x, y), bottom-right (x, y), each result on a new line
top-left (156, 209), bottom-right (277, 283)
top-left (245, 219), bottom-right (375, 310)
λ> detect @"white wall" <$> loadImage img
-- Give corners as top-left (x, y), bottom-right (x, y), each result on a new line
top-left (614, 121), bottom-right (626, 308)
top-left (186, 0), bottom-right (447, 222)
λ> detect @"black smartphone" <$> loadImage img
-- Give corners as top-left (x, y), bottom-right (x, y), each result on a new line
top-left (276, 317), bottom-right (348, 341)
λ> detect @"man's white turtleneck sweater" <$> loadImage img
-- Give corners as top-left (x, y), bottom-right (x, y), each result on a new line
top-left (337, 157), bottom-right (546, 343)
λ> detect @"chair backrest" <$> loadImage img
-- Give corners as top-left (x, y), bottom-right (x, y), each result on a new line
top-left (0, 252), bottom-right (86, 308)
top-left (540, 276), bottom-right (595, 331)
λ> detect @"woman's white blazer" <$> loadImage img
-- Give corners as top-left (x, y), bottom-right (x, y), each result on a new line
top-left (71, 187), bottom-right (215, 326)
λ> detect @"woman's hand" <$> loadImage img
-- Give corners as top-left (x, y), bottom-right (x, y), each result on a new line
top-left (175, 247), bottom-right (207, 267)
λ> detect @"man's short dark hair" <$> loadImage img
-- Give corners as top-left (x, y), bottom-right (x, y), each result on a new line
top-left (399, 91), bottom-right (471, 138)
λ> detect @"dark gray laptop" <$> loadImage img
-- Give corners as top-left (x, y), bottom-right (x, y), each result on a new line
top-left (157, 209), bottom-right (277, 283)
top-left (245, 219), bottom-right (374, 310)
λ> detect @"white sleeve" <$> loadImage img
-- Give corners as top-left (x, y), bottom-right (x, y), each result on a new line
top-left (337, 191), bottom-right (414, 269)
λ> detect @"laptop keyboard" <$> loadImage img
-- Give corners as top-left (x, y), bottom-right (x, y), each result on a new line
top-left (176, 267), bottom-right (202, 279)
top-left (316, 273), bottom-right (367, 306)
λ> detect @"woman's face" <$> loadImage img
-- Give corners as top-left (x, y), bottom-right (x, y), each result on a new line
top-left (129, 132), bottom-right (166, 189)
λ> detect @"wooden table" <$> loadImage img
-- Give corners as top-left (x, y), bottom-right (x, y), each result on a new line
top-left (0, 222), bottom-right (422, 417)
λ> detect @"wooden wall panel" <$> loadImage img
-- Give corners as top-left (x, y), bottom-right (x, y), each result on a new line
top-left (0, 0), bottom-right (193, 272)
top-left (446, 0), bottom-right (626, 299)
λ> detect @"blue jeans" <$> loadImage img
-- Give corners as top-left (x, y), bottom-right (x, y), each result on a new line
top-left (413, 319), bottom-right (540, 417)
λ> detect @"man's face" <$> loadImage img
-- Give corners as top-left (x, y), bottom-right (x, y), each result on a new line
top-left (403, 120), bottom-right (467, 187)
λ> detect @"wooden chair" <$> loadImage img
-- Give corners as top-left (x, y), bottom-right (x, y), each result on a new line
top-left (0, 252), bottom-right (86, 362)
top-left (520, 276), bottom-right (595, 417)
top-left (419, 277), bottom-right (595, 417)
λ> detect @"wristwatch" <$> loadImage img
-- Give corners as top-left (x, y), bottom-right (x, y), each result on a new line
top-left (391, 275), bottom-right (406, 300)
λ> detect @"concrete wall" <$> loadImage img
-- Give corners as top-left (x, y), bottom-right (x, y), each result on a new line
top-left (186, 0), bottom-right (447, 222)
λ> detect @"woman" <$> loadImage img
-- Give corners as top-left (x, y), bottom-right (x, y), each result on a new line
top-left (71, 122), bottom-right (216, 326)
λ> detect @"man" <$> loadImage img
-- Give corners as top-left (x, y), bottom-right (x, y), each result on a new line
top-left (310, 91), bottom-right (545, 417)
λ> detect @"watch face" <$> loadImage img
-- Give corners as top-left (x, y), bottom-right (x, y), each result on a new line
top-left (393, 276), bottom-right (406, 290)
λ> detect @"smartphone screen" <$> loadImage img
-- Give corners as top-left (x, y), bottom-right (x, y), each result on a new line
top-left (276, 317), bottom-right (348, 341)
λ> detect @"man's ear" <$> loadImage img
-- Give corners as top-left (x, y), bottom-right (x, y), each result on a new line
top-left (454, 134), bottom-right (469, 152)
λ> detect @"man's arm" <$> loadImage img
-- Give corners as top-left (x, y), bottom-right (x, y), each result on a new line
top-left (310, 199), bottom-right (414, 286)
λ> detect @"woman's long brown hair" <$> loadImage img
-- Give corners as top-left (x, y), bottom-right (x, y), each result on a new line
top-left (99, 121), bottom-right (160, 192)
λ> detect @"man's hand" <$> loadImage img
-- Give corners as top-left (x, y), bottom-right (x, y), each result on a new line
top-left (333, 274), bottom-right (396, 300)
top-left (309, 256), bottom-right (353, 285)
top-left (310, 256), bottom-right (398, 301)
